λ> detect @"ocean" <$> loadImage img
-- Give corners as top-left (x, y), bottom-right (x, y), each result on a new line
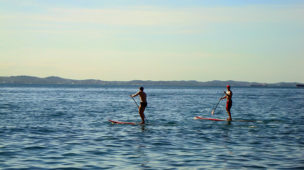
top-left (0, 85), bottom-right (303, 169)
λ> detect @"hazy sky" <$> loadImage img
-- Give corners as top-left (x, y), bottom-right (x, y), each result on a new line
top-left (1, 0), bottom-right (303, 83)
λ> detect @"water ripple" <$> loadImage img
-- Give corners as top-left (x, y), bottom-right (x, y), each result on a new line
top-left (0, 85), bottom-right (303, 169)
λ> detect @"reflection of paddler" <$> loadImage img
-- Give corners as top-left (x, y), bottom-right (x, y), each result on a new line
top-left (130, 87), bottom-right (147, 124)
top-left (220, 85), bottom-right (233, 121)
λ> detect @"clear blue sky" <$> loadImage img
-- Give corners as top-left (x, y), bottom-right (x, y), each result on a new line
top-left (1, 0), bottom-right (303, 83)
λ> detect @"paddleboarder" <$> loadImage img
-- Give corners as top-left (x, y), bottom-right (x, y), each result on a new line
top-left (130, 87), bottom-right (147, 124)
top-left (220, 85), bottom-right (233, 121)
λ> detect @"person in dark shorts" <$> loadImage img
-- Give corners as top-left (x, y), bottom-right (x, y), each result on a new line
top-left (131, 87), bottom-right (147, 124)
top-left (221, 85), bottom-right (233, 121)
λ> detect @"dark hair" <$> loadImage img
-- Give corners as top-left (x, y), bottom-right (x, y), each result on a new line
top-left (140, 87), bottom-right (144, 91)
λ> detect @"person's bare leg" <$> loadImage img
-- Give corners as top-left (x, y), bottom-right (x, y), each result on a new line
top-left (227, 109), bottom-right (232, 121)
top-left (139, 106), bottom-right (145, 124)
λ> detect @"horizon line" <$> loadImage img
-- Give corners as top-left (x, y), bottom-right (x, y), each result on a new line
top-left (1, 75), bottom-right (303, 84)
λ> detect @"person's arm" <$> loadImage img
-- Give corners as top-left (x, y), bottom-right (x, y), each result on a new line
top-left (220, 91), bottom-right (227, 100)
top-left (130, 91), bottom-right (140, 98)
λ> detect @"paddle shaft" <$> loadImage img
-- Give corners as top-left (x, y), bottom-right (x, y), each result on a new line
top-left (211, 95), bottom-right (225, 114)
top-left (211, 99), bottom-right (221, 113)
top-left (131, 96), bottom-right (139, 108)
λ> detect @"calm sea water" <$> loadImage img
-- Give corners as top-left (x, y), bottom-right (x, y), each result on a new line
top-left (0, 85), bottom-right (303, 169)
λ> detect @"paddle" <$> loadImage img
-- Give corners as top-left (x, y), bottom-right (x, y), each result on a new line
top-left (130, 96), bottom-right (139, 108)
top-left (211, 94), bottom-right (225, 115)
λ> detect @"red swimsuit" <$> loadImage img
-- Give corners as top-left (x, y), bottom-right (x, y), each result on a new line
top-left (225, 91), bottom-right (232, 110)
top-left (226, 100), bottom-right (232, 110)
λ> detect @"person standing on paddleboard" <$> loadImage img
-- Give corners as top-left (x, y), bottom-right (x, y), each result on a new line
top-left (220, 85), bottom-right (233, 121)
top-left (130, 87), bottom-right (147, 124)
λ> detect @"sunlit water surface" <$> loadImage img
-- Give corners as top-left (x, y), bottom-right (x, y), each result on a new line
top-left (0, 85), bottom-right (303, 169)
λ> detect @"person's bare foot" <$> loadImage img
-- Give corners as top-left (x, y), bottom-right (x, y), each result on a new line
top-left (227, 118), bottom-right (232, 121)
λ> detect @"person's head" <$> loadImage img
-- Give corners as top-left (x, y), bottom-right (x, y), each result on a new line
top-left (226, 85), bottom-right (231, 90)
top-left (139, 86), bottom-right (144, 91)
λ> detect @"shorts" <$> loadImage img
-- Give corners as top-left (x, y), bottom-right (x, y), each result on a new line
top-left (226, 100), bottom-right (232, 110)
top-left (140, 102), bottom-right (147, 108)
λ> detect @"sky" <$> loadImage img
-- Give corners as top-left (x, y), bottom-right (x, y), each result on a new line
top-left (1, 0), bottom-right (303, 83)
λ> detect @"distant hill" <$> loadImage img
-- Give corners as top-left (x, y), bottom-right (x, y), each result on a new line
top-left (0, 76), bottom-right (300, 87)
top-left (0, 76), bottom-right (105, 85)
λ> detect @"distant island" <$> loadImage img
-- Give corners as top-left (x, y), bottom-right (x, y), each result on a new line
top-left (0, 76), bottom-right (301, 87)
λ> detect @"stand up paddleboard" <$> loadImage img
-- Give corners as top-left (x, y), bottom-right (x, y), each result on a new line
top-left (194, 116), bottom-right (255, 122)
top-left (109, 120), bottom-right (137, 125)
top-left (194, 116), bottom-right (226, 121)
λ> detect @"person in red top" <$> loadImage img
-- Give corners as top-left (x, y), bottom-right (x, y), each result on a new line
top-left (221, 85), bottom-right (233, 121)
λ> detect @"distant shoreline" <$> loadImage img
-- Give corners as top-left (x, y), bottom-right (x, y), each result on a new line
top-left (0, 76), bottom-right (301, 88)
